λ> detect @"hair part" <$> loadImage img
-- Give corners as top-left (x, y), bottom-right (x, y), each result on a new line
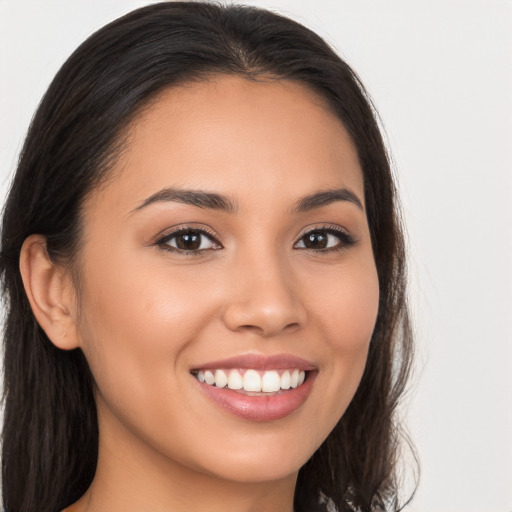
top-left (1, 3), bottom-right (416, 511)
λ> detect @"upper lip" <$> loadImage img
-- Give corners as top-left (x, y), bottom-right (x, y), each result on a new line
top-left (191, 353), bottom-right (317, 371)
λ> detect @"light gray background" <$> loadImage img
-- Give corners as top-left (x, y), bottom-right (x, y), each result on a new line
top-left (1, 1), bottom-right (511, 511)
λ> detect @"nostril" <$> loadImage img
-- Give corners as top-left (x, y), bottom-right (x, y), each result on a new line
top-left (234, 321), bottom-right (300, 337)
top-left (221, 297), bottom-right (306, 337)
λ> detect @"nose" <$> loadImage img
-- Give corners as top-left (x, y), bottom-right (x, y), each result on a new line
top-left (221, 252), bottom-right (307, 338)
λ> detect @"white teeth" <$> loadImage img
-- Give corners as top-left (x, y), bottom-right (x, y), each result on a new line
top-left (261, 370), bottom-right (281, 392)
top-left (243, 369), bottom-right (262, 392)
top-left (290, 369), bottom-right (299, 388)
top-left (196, 368), bottom-right (308, 392)
top-left (215, 369), bottom-right (227, 388)
top-left (280, 370), bottom-right (291, 389)
top-left (204, 370), bottom-right (215, 385)
top-left (227, 369), bottom-right (243, 390)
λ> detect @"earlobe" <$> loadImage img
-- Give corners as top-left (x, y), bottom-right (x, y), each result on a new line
top-left (19, 234), bottom-right (80, 350)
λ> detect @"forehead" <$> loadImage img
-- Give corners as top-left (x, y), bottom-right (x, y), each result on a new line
top-left (89, 75), bottom-right (364, 214)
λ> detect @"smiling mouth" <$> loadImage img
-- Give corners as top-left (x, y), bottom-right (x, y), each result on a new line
top-left (190, 354), bottom-right (317, 421)
top-left (192, 368), bottom-right (308, 394)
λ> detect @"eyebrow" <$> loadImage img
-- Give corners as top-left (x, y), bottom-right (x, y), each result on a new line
top-left (132, 188), bottom-right (238, 214)
top-left (292, 188), bottom-right (363, 212)
top-left (131, 186), bottom-right (363, 215)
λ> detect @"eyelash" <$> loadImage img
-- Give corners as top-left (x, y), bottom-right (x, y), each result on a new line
top-left (155, 225), bottom-right (356, 255)
top-left (155, 226), bottom-right (221, 255)
top-left (294, 225), bottom-right (356, 252)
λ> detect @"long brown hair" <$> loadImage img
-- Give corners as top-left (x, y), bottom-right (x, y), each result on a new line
top-left (1, 3), bottom-right (416, 511)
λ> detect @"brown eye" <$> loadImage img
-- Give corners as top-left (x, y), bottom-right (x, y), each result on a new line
top-left (158, 229), bottom-right (220, 253)
top-left (175, 231), bottom-right (202, 250)
top-left (302, 231), bottom-right (329, 249)
top-left (294, 228), bottom-right (355, 251)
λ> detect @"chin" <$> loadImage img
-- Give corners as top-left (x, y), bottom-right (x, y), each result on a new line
top-left (203, 457), bottom-right (304, 484)
top-left (187, 435), bottom-right (316, 484)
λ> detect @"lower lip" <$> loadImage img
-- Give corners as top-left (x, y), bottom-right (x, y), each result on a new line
top-left (195, 372), bottom-right (316, 421)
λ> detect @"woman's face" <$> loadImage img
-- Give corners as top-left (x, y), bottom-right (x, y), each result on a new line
top-left (72, 76), bottom-right (379, 484)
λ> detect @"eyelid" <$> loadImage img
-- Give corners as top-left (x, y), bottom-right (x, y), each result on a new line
top-left (293, 224), bottom-right (356, 251)
top-left (154, 224), bottom-right (223, 253)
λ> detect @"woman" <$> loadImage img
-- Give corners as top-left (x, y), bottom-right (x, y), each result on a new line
top-left (0, 3), bottom-right (415, 512)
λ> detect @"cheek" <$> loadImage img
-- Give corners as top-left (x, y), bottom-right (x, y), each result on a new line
top-left (78, 252), bottom-right (215, 341)
top-left (303, 255), bottom-right (379, 424)
top-left (310, 256), bottom-right (380, 352)
top-left (75, 262), bottom-right (223, 459)
top-left (74, 256), bottom-right (220, 406)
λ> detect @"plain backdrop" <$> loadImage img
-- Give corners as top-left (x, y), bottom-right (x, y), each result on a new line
top-left (1, 1), bottom-right (511, 511)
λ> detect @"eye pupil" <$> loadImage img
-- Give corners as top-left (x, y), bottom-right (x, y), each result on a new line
top-left (176, 232), bottom-right (201, 250)
top-left (304, 231), bottom-right (327, 249)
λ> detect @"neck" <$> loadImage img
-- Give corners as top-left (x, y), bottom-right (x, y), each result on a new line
top-left (64, 413), bottom-right (297, 512)
top-left (67, 462), bottom-right (297, 512)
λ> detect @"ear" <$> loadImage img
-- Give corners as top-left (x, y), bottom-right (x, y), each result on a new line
top-left (19, 234), bottom-right (80, 350)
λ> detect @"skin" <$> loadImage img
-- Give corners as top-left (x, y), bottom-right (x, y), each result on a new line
top-left (21, 76), bottom-right (379, 512)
